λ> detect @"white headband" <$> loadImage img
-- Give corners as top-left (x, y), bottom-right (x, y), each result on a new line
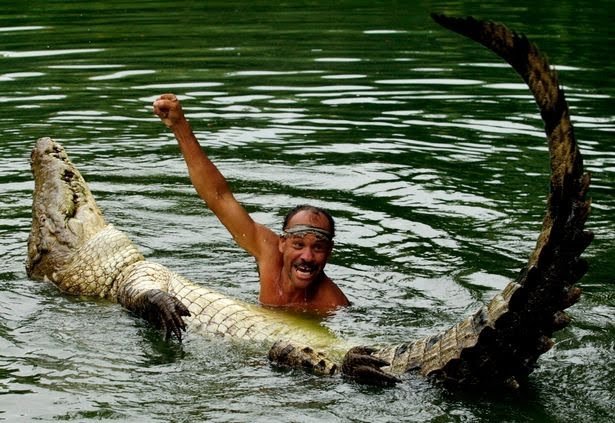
top-left (283, 224), bottom-right (333, 241)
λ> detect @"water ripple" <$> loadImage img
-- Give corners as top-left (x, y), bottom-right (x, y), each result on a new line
top-left (0, 48), bottom-right (103, 58)
top-left (133, 82), bottom-right (223, 90)
top-left (403, 118), bottom-right (545, 138)
top-left (251, 84), bottom-right (373, 92)
top-left (0, 26), bottom-right (46, 32)
top-left (376, 78), bottom-right (483, 85)
top-left (0, 72), bottom-right (45, 81)
top-left (89, 70), bottom-right (156, 81)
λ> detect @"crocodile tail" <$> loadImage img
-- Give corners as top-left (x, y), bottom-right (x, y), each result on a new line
top-left (375, 15), bottom-right (592, 388)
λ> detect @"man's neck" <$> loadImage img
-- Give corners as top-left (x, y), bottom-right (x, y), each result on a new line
top-left (279, 273), bottom-right (324, 304)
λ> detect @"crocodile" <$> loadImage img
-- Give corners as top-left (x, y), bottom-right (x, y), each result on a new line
top-left (26, 14), bottom-right (591, 389)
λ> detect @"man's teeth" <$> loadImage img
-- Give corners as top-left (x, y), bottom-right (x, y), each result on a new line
top-left (296, 264), bottom-right (315, 273)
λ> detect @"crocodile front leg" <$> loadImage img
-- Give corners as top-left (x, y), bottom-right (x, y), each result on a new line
top-left (116, 261), bottom-right (192, 341)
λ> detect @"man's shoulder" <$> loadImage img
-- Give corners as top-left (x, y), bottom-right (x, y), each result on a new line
top-left (317, 276), bottom-right (350, 307)
top-left (249, 223), bottom-right (281, 259)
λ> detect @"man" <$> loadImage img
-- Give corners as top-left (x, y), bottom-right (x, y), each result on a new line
top-left (153, 94), bottom-right (350, 313)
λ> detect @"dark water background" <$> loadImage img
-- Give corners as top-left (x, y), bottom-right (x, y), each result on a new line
top-left (1, 1), bottom-right (613, 421)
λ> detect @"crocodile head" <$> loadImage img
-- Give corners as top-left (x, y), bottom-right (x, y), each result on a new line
top-left (27, 137), bottom-right (107, 280)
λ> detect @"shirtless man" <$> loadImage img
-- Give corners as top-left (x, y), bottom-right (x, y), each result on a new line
top-left (153, 94), bottom-right (350, 313)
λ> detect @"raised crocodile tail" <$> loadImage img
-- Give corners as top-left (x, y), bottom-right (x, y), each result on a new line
top-left (374, 14), bottom-right (592, 388)
top-left (429, 14), bottom-right (589, 221)
top-left (27, 137), bottom-right (109, 280)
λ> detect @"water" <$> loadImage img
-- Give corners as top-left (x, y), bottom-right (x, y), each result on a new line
top-left (1, 0), bottom-right (613, 421)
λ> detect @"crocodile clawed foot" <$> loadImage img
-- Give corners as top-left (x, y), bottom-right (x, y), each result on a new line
top-left (268, 340), bottom-right (338, 376)
top-left (141, 289), bottom-right (191, 342)
top-left (341, 346), bottom-right (401, 387)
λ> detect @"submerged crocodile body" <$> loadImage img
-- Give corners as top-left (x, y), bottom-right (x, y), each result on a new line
top-left (27, 14), bottom-right (591, 388)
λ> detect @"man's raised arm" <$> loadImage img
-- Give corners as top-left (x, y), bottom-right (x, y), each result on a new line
top-left (152, 94), bottom-right (275, 258)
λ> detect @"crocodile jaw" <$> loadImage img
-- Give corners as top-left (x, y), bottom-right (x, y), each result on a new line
top-left (27, 137), bottom-right (107, 280)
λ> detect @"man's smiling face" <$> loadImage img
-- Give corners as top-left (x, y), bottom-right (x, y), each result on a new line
top-left (278, 210), bottom-right (333, 290)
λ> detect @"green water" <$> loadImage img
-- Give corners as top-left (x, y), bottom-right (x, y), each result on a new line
top-left (1, 1), bottom-right (613, 421)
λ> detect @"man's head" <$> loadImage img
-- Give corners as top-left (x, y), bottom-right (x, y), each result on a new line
top-left (278, 205), bottom-right (335, 290)
top-left (282, 205), bottom-right (335, 239)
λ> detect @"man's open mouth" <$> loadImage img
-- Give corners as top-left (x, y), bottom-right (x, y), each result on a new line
top-left (294, 262), bottom-right (318, 278)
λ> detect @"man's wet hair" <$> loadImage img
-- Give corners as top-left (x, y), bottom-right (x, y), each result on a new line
top-left (282, 205), bottom-right (335, 239)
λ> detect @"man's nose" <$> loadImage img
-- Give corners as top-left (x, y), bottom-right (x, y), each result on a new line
top-left (300, 247), bottom-right (315, 261)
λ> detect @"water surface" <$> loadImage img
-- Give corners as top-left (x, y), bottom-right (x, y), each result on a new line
top-left (1, 1), bottom-right (613, 422)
